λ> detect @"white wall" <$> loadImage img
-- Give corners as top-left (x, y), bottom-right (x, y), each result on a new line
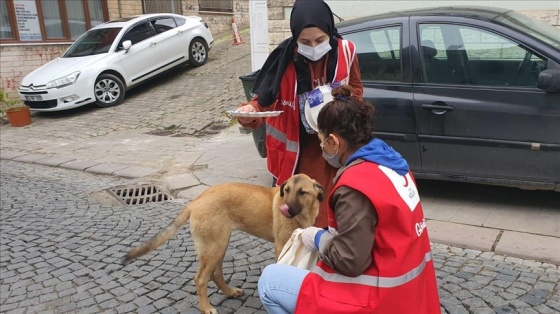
top-left (327, 1), bottom-right (560, 20)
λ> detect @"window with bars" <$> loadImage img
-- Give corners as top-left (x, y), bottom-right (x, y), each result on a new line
top-left (0, 0), bottom-right (108, 43)
top-left (199, 0), bottom-right (233, 13)
top-left (142, 0), bottom-right (182, 14)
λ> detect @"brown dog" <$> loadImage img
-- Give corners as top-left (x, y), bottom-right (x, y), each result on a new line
top-left (123, 174), bottom-right (324, 314)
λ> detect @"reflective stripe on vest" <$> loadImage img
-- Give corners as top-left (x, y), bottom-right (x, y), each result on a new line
top-left (266, 123), bottom-right (298, 153)
top-left (311, 251), bottom-right (432, 288)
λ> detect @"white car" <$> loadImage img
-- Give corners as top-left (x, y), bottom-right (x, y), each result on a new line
top-left (19, 14), bottom-right (214, 111)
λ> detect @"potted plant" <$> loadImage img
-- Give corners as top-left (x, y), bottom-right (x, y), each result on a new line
top-left (0, 89), bottom-right (31, 127)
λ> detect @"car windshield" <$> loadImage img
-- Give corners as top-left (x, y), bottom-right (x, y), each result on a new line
top-left (495, 11), bottom-right (560, 49)
top-left (63, 27), bottom-right (122, 58)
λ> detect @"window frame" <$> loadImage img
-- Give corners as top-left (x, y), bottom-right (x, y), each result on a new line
top-left (343, 24), bottom-right (404, 82)
top-left (198, 0), bottom-right (233, 13)
top-left (117, 21), bottom-right (156, 51)
top-left (0, 0), bottom-right (109, 44)
top-left (418, 22), bottom-right (548, 87)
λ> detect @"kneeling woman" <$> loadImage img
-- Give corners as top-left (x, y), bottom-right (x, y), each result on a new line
top-left (257, 85), bottom-right (440, 314)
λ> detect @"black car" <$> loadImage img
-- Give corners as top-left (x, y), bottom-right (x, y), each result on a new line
top-left (250, 6), bottom-right (560, 191)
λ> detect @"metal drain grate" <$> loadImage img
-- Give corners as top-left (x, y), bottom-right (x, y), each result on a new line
top-left (145, 125), bottom-right (187, 137)
top-left (145, 129), bottom-right (177, 136)
top-left (170, 132), bottom-right (189, 137)
top-left (107, 185), bottom-right (173, 205)
top-left (193, 121), bottom-right (230, 138)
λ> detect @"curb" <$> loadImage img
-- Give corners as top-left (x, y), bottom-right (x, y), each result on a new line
top-left (1, 149), bottom-right (159, 179)
top-left (427, 220), bottom-right (560, 265)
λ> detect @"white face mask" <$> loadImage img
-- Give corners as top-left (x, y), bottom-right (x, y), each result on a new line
top-left (297, 40), bottom-right (332, 61)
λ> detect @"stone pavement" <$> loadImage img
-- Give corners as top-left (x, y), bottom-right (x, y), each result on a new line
top-left (1, 27), bottom-right (559, 265)
top-left (2, 160), bottom-right (559, 314)
top-left (1, 28), bottom-right (560, 313)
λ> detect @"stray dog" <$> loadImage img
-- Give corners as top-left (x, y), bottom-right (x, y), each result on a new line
top-left (123, 174), bottom-right (324, 314)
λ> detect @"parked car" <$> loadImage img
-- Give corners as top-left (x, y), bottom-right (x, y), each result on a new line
top-left (18, 13), bottom-right (214, 111)
top-left (250, 6), bottom-right (560, 191)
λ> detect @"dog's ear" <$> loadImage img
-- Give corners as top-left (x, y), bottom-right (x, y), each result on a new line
top-left (314, 182), bottom-right (325, 202)
top-left (279, 181), bottom-right (287, 197)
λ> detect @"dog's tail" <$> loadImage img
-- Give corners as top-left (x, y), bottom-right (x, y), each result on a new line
top-left (122, 204), bottom-right (192, 265)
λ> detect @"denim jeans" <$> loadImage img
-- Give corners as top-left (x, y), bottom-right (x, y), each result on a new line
top-left (258, 264), bottom-right (310, 314)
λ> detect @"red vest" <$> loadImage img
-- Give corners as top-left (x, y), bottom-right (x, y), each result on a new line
top-left (295, 162), bottom-right (441, 314)
top-left (265, 39), bottom-right (355, 185)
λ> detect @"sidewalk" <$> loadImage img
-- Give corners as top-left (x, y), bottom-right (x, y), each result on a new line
top-left (1, 29), bottom-right (558, 265)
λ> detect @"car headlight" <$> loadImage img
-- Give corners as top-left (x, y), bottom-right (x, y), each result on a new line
top-left (46, 71), bottom-right (80, 89)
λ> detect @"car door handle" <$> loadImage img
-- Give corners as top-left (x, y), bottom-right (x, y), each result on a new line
top-left (421, 104), bottom-right (455, 115)
top-left (149, 42), bottom-right (157, 47)
top-left (177, 30), bottom-right (184, 34)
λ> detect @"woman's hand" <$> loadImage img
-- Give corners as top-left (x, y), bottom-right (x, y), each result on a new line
top-left (237, 104), bottom-right (257, 124)
top-left (301, 227), bottom-right (327, 250)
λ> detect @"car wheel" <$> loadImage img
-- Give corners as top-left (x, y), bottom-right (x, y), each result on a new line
top-left (189, 38), bottom-right (208, 67)
top-left (94, 74), bottom-right (125, 107)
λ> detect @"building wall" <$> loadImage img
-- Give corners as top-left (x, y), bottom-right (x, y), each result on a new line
top-left (183, 0), bottom-right (250, 34)
top-left (106, 0), bottom-right (144, 20)
top-left (0, 0), bottom-right (250, 98)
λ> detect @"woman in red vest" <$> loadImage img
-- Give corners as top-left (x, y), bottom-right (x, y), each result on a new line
top-left (237, 0), bottom-right (363, 228)
top-left (257, 85), bottom-right (441, 313)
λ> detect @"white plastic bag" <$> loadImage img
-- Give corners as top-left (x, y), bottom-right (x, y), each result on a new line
top-left (299, 83), bottom-right (339, 133)
top-left (277, 228), bottom-right (320, 270)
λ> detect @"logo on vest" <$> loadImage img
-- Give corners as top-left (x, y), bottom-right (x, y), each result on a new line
top-left (378, 166), bottom-right (420, 211)
top-left (280, 99), bottom-right (295, 109)
top-left (416, 218), bottom-right (427, 237)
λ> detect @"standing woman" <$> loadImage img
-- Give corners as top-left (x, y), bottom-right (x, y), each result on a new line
top-left (237, 0), bottom-right (363, 227)
top-left (258, 85), bottom-right (441, 314)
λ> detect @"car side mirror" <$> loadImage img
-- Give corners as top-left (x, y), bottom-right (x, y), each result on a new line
top-left (122, 40), bottom-right (132, 52)
top-left (537, 69), bottom-right (560, 93)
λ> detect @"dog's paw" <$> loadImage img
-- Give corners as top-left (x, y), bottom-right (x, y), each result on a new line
top-left (231, 288), bottom-right (244, 297)
top-left (202, 308), bottom-right (218, 314)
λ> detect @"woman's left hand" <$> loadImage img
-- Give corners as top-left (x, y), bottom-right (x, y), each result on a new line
top-left (237, 104), bottom-right (257, 124)
top-left (301, 227), bottom-right (324, 250)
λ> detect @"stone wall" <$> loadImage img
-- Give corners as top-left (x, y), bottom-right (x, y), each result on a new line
top-left (106, 0), bottom-right (144, 20)
top-left (267, 0), bottom-right (295, 52)
top-left (183, 0), bottom-right (250, 35)
top-left (0, 45), bottom-right (70, 94)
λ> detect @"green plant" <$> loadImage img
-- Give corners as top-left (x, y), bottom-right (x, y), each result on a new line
top-left (0, 89), bottom-right (25, 115)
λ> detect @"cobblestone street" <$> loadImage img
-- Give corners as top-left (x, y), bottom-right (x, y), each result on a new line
top-left (1, 161), bottom-right (559, 314)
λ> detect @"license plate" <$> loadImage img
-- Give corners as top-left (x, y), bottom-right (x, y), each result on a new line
top-left (24, 95), bottom-right (43, 101)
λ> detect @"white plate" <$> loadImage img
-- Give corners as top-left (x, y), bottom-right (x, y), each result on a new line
top-left (227, 110), bottom-right (283, 118)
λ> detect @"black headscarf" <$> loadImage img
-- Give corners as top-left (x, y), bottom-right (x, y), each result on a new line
top-left (252, 0), bottom-right (341, 107)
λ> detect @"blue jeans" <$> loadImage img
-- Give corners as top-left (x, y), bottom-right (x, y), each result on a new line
top-left (258, 264), bottom-right (310, 314)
